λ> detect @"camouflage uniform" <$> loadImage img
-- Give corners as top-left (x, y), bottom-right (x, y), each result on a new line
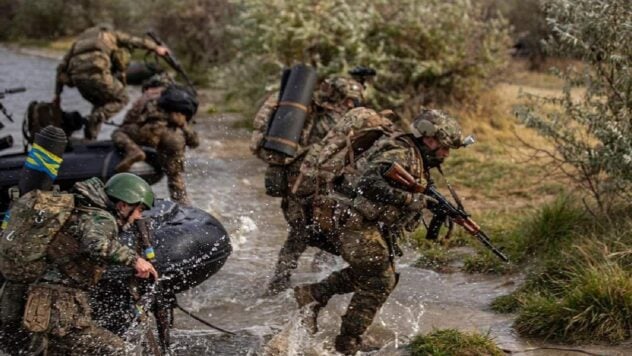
top-left (260, 77), bottom-right (365, 293)
top-left (55, 25), bottom-right (159, 140)
top-left (295, 110), bottom-right (465, 354)
top-left (1, 178), bottom-right (139, 355)
top-left (111, 95), bottom-right (199, 205)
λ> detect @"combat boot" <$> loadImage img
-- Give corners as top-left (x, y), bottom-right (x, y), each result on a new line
top-left (293, 285), bottom-right (322, 334)
top-left (116, 146), bottom-right (146, 172)
top-left (334, 334), bottom-right (379, 355)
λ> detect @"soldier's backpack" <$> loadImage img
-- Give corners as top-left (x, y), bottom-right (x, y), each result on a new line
top-left (24, 101), bottom-right (85, 143)
top-left (292, 107), bottom-right (397, 197)
top-left (0, 190), bottom-right (75, 283)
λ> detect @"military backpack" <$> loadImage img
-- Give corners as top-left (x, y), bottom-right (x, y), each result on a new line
top-left (0, 190), bottom-right (75, 283)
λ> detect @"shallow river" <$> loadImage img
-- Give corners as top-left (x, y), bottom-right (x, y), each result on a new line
top-left (0, 46), bottom-right (628, 356)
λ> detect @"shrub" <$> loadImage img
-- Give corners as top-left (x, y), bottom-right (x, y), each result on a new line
top-left (227, 0), bottom-right (510, 117)
top-left (515, 0), bottom-right (632, 212)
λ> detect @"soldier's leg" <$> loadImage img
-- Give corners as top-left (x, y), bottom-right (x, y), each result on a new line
top-left (267, 197), bottom-right (310, 294)
top-left (158, 129), bottom-right (190, 205)
top-left (335, 225), bottom-right (396, 354)
top-left (76, 74), bottom-right (129, 140)
top-left (48, 323), bottom-right (127, 356)
top-left (111, 127), bottom-right (146, 172)
top-left (267, 226), bottom-right (309, 295)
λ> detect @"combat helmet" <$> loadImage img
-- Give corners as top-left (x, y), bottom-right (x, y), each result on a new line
top-left (409, 109), bottom-right (468, 149)
top-left (314, 77), bottom-right (364, 107)
top-left (104, 173), bottom-right (154, 209)
top-left (158, 84), bottom-right (199, 119)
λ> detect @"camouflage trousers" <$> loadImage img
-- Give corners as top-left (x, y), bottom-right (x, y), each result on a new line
top-left (268, 196), bottom-right (338, 293)
top-left (23, 284), bottom-right (127, 355)
top-left (73, 73), bottom-right (129, 140)
top-left (112, 122), bottom-right (190, 205)
top-left (304, 209), bottom-right (397, 340)
top-left (0, 281), bottom-right (31, 355)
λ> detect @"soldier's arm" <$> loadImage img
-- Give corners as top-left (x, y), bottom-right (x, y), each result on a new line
top-left (54, 51), bottom-right (72, 97)
top-left (182, 124), bottom-right (200, 148)
top-left (357, 148), bottom-right (425, 207)
top-left (113, 31), bottom-right (159, 52)
top-left (78, 210), bottom-right (138, 267)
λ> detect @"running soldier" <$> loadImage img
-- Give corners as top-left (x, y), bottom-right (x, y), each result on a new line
top-left (112, 84), bottom-right (199, 205)
top-left (293, 109), bottom-right (467, 354)
top-left (253, 75), bottom-right (369, 295)
top-left (53, 25), bottom-right (170, 140)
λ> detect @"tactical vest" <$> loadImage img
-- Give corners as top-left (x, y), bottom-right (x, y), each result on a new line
top-left (0, 191), bottom-right (105, 285)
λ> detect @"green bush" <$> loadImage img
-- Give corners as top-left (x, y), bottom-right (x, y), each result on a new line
top-left (409, 329), bottom-right (504, 356)
top-left (515, 0), bottom-right (632, 212)
top-left (227, 0), bottom-right (510, 117)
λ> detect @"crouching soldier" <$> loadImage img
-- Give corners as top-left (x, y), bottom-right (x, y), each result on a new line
top-left (112, 85), bottom-right (199, 205)
top-left (53, 24), bottom-right (170, 140)
top-left (293, 109), bottom-right (467, 354)
top-left (0, 173), bottom-right (158, 355)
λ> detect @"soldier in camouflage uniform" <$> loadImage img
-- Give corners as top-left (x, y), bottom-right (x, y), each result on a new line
top-left (293, 109), bottom-right (466, 354)
top-left (0, 173), bottom-right (158, 355)
top-left (259, 76), bottom-right (367, 295)
top-left (53, 25), bottom-right (170, 140)
top-left (112, 84), bottom-right (199, 205)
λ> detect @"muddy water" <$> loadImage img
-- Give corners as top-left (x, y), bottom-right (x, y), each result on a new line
top-left (1, 47), bottom-right (629, 356)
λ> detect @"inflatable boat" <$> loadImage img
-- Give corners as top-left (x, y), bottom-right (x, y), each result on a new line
top-left (92, 199), bottom-right (232, 333)
top-left (0, 140), bottom-right (163, 210)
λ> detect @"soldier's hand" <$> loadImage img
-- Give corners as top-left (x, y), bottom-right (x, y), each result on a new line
top-left (134, 257), bottom-right (159, 280)
top-left (52, 95), bottom-right (61, 108)
top-left (407, 193), bottom-right (438, 211)
top-left (155, 46), bottom-right (170, 57)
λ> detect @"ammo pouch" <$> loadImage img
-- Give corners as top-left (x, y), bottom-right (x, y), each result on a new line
top-left (311, 195), bottom-right (337, 233)
top-left (23, 285), bottom-right (91, 336)
top-left (351, 195), bottom-right (380, 221)
top-left (264, 165), bottom-right (288, 197)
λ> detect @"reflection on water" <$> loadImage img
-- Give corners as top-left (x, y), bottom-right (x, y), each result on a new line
top-left (1, 46), bottom-right (629, 356)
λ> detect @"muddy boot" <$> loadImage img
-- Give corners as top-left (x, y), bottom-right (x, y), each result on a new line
top-left (293, 285), bottom-right (322, 334)
top-left (116, 146), bottom-right (146, 172)
top-left (335, 334), bottom-right (379, 355)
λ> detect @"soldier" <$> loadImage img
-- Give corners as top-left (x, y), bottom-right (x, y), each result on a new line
top-left (260, 76), bottom-right (368, 295)
top-left (0, 173), bottom-right (158, 355)
top-left (53, 24), bottom-right (170, 140)
top-left (293, 109), bottom-right (466, 354)
top-left (111, 84), bottom-right (199, 205)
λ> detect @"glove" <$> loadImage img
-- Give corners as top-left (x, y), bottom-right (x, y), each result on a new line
top-left (406, 193), bottom-right (438, 211)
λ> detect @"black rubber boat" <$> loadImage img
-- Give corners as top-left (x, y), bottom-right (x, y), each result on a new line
top-left (0, 140), bottom-right (163, 210)
top-left (90, 199), bottom-right (231, 333)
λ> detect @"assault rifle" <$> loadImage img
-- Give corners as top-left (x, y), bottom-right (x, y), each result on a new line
top-left (384, 162), bottom-right (509, 262)
top-left (0, 87), bottom-right (26, 151)
top-left (146, 32), bottom-right (195, 91)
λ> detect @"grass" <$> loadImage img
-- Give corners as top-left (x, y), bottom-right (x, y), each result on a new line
top-left (492, 207), bottom-right (632, 344)
top-left (409, 329), bottom-right (504, 356)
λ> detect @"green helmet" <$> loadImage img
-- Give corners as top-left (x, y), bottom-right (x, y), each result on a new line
top-left (409, 109), bottom-right (464, 148)
top-left (104, 173), bottom-right (154, 209)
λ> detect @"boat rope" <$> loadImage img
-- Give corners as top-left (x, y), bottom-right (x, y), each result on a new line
top-left (175, 302), bottom-right (236, 335)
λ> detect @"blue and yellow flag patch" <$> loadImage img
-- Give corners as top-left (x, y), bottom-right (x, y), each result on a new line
top-left (24, 143), bottom-right (63, 180)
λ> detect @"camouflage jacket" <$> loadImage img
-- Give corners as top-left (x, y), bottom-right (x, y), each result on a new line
top-left (343, 133), bottom-right (429, 231)
top-left (41, 178), bottom-right (137, 288)
top-left (56, 26), bottom-right (158, 94)
top-left (121, 93), bottom-right (199, 148)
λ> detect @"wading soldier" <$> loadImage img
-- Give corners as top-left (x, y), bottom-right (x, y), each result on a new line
top-left (293, 109), bottom-right (467, 354)
top-left (0, 173), bottom-right (158, 355)
top-left (112, 84), bottom-right (199, 205)
top-left (53, 25), bottom-right (170, 140)
top-left (254, 76), bottom-right (368, 295)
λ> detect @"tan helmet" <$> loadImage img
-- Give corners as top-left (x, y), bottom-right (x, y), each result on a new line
top-left (314, 77), bottom-right (364, 106)
top-left (409, 109), bottom-right (464, 148)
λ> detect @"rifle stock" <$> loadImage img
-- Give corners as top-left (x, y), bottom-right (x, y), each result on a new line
top-left (384, 163), bottom-right (509, 262)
